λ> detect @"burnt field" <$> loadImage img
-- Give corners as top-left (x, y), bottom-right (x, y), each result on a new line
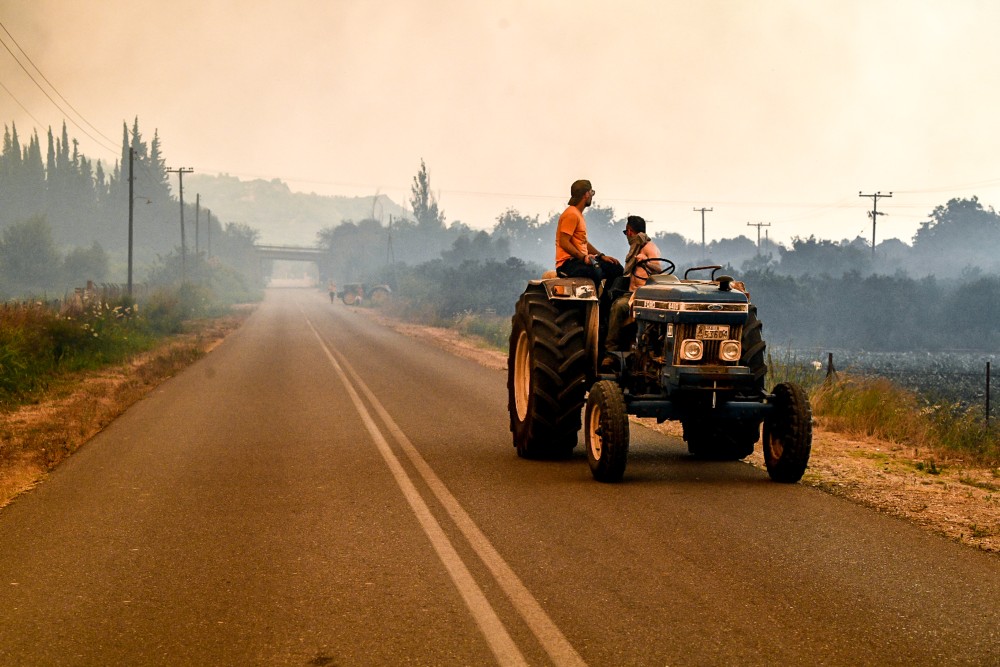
top-left (777, 348), bottom-right (998, 411)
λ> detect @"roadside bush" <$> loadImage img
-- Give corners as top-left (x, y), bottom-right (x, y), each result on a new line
top-left (141, 283), bottom-right (215, 334)
top-left (0, 283), bottom-right (228, 409)
top-left (209, 262), bottom-right (262, 306)
top-left (389, 256), bottom-right (543, 325)
top-left (766, 350), bottom-right (828, 393)
top-left (452, 311), bottom-right (510, 349)
top-left (0, 304), bottom-right (51, 397)
top-left (812, 375), bottom-right (1000, 464)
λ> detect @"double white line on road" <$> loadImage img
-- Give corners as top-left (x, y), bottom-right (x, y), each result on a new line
top-left (306, 317), bottom-right (586, 667)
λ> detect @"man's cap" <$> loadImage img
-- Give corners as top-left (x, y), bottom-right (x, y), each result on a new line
top-left (568, 179), bottom-right (592, 206)
top-left (626, 215), bottom-right (646, 234)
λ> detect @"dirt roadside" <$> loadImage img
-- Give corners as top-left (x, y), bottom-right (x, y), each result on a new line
top-left (370, 312), bottom-right (1000, 555)
top-left (2, 305), bottom-right (997, 555)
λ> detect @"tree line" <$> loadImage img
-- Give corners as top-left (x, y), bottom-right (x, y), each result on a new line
top-left (0, 118), bottom-right (262, 298)
top-left (6, 118), bottom-right (1000, 352)
top-left (318, 158), bottom-right (1000, 287)
top-left (316, 162), bottom-right (1000, 352)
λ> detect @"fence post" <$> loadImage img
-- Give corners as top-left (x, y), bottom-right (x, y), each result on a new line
top-left (826, 352), bottom-right (836, 379)
top-left (987, 361), bottom-right (991, 429)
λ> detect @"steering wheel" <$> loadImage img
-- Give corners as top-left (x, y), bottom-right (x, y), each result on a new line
top-left (635, 257), bottom-right (675, 276)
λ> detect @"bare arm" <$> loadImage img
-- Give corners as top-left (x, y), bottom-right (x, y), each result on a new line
top-left (559, 232), bottom-right (589, 261)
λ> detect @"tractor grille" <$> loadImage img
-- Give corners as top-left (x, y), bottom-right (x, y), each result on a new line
top-left (674, 323), bottom-right (743, 366)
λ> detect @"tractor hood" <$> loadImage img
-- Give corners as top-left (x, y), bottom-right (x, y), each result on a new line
top-left (632, 278), bottom-right (749, 324)
top-left (634, 280), bottom-right (748, 304)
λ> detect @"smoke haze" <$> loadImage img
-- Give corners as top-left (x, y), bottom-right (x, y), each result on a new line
top-left (3, 0), bottom-right (1000, 244)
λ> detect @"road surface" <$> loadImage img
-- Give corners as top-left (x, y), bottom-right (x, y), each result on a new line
top-left (1, 288), bottom-right (997, 666)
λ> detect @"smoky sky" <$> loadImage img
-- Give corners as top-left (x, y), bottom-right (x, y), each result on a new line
top-left (3, 0), bottom-right (1000, 245)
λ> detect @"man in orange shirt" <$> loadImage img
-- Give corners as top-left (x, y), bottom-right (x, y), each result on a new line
top-left (555, 179), bottom-right (622, 284)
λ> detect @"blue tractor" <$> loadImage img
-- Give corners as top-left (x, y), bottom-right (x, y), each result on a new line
top-left (507, 261), bottom-right (812, 483)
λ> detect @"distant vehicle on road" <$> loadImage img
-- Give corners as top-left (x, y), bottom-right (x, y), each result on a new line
top-left (339, 283), bottom-right (391, 306)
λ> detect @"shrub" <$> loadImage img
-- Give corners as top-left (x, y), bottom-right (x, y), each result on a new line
top-left (812, 375), bottom-right (1000, 464)
top-left (0, 283), bottom-right (228, 408)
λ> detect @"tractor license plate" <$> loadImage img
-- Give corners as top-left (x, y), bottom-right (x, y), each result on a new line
top-left (695, 324), bottom-right (729, 340)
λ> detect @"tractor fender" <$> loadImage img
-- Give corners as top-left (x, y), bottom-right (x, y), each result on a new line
top-left (525, 277), bottom-right (599, 302)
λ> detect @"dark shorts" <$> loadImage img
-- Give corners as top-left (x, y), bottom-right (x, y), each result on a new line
top-left (556, 257), bottom-right (624, 284)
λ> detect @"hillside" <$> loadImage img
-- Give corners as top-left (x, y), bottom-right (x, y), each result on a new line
top-left (186, 174), bottom-right (410, 245)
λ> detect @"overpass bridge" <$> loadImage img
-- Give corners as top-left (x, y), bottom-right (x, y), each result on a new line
top-left (255, 244), bottom-right (326, 263)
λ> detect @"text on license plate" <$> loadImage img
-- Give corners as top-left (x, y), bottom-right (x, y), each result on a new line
top-left (695, 324), bottom-right (730, 340)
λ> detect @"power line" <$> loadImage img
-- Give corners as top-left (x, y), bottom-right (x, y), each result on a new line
top-left (0, 21), bottom-right (118, 155)
top-left (0, 78), bottom-right (46, 128)
top-left (0, 20), bottom-right (119, 150)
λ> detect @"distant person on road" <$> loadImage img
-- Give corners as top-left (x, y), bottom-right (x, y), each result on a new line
top-left (606, 215), bottom-right (661, 355)
top-left (554, 179), bottom-right (622, 284)
top-left (328, 280), bottom-right (337, 303)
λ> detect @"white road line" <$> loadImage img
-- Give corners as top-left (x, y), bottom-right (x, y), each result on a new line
top-left (306, 319), bottom-right (528, 667)
top-left (307, 315), bottom-right (588, 667)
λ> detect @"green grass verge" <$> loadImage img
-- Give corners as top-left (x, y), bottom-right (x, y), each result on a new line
top-left (1, 283), bottom-right (252, 410)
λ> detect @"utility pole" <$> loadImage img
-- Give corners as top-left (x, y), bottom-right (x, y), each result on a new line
top-left (195, 193), bottom-right (200, 257)
top-left (693, 207), bottom-right (713, 257)
top-left (206, 208), bottom-right (212, 259)
top-left (167, 167), bottom-right (194, 281)
top-left (127, 147), bottom-right (134, 296)
top-left (859, 190), bottom-right (892, 257)
top-left (387, 214), bottom-right (395, 263)
top-left (747, 222), bottom-right (771, 254)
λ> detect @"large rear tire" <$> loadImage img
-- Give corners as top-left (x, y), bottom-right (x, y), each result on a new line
top-left (763, 382), bottom-right (813, 483)
top-left (586, 380), bottom-right (629, 482)
top-left (741, 304), bottom-right (767, 395)
top-left (507, 287), bottom-right (589, 458)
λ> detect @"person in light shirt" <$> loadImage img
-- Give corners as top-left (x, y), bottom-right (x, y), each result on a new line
top-left (606, 215), bottom-right (660, 355)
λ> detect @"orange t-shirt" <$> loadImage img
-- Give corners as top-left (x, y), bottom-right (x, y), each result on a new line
top-left (555, 206), bottom-right (588, 267)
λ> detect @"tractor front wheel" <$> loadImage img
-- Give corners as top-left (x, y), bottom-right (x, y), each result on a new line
top-left (586, 380), bottom-right (629, 482)
top-left (763, 382), bottom-right (813, 483)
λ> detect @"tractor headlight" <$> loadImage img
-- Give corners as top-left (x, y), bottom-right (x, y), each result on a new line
top-left (680, 339), bottom-right (703, 361)
top-left (719, 340), bottom-right (741, 362)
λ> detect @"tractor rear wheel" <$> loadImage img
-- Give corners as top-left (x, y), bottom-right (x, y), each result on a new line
top-left (763, 382), bottom-right (813, 483)
top-left (507, 287), bottom-right (589, 458)
top-left (740, 304), bottom-right (767, 395)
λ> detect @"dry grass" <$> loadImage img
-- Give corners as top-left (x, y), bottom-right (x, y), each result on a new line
top-left (812, 375), bottom-right (1000, 465)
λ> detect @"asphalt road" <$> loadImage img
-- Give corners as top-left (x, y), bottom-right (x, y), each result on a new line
top-left (1, 288), bottom-right (998, 666)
